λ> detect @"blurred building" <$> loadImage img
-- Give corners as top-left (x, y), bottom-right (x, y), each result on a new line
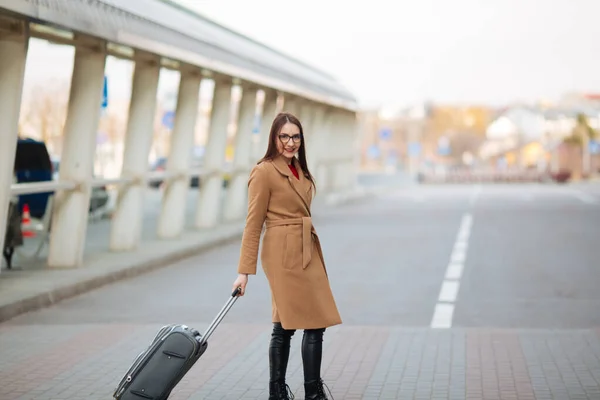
top-left (358, 102), bottom-right (493, 172)
top-left (478, 96), bottom-right (600, 176)
top-left (358, 103), bottom-right (430, 173)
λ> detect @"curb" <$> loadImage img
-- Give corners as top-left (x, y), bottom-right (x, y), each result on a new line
top-left (0, 230), bottom-right (244, 324)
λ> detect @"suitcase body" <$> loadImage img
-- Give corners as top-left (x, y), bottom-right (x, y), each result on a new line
top-left (113, 288), bottom-right (241, 400)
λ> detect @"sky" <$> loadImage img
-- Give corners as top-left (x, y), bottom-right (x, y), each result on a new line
top-left (20, 0), bottom-right (600, 111)
top-left (171, 0), bottom-right (600, 109)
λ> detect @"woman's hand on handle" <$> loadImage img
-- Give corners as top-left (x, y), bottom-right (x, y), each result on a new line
top-left (233, 273), bottom-right (248, 296)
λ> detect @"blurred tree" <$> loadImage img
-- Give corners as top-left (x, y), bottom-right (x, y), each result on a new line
top-left (448, 131), bottom-right (486, 160)
top-left (18, 83), bottom-right (69, 155)
top-left (563, 113), bottom-right (598, 146)
top-left (423, 105), bottom-right (493, 161)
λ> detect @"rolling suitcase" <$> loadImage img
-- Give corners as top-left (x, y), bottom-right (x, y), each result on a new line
top-left (113, 287), bottom-right (242, 400)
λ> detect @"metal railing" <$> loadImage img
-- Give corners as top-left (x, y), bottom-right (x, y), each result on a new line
top-left (6, 166), bottom-right (234, 263)
top-left (9, 166), bottom-right (236, 197)
top-left (8, 158), bottom-right (353, 197)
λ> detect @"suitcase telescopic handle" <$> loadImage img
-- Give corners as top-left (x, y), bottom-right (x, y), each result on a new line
top-left (200, 287), bottom-right (242, 346)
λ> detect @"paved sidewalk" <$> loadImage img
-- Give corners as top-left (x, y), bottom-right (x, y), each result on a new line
top-left (0, 322), bottom-right (599, 399)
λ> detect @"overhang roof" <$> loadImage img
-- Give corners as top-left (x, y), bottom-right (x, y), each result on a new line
top-left (0, 0), bottom-right (357, 110)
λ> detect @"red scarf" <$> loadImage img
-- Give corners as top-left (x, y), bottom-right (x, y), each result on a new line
top-left (288, 164), bottom-right (299, 180)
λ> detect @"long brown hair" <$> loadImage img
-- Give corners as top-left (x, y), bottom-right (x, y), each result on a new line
top-left (258, 112), bottom-right (316, 190)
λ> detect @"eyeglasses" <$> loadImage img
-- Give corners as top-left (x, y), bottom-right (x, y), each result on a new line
top-left (279, 134), bottom-right (302, 144)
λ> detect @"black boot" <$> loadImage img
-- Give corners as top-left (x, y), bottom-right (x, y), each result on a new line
top-left (269, 381), bottom-right (294, 400)
top-left (301, 328), bottom-right (332, 400)
top-left (269, 323), bottom-right (295, 400)
top-left (303, 379), bottom-right (332, 400)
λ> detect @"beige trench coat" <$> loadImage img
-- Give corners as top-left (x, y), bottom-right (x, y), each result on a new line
top-left (237, 155), bottom-right (342, 330)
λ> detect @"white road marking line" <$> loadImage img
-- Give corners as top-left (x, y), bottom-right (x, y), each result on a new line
top-left (457, 230), bottom-right (470, 242)
top-left (431, 303), bottom-right (455, 329)
top-left (454, 241), bottom-right (468, 251)
top-left (461, 213), bottom-right (473, 227)
top-left (451, 250), bottom-right (466, 263)
top-left (445, 263), bottom-right (464, 280)
top-left (431, 212), bottom-right (472, 329)
top-left (438, 280), bottom-right (460, 302)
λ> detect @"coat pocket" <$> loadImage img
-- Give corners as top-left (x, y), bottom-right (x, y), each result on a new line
top-left (282, 233), bottom-right (302, 270)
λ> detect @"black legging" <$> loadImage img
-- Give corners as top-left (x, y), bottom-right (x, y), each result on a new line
top-left (269, 322), bottom-right (325, 384)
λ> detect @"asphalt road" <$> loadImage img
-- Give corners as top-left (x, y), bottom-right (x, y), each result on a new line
top-left (1, 182), bottom-right (600, 399)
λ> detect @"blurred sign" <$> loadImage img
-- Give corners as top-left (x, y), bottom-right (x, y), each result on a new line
top-left (367, 144), bottom-right (380, 159)
top-left (101, 76), bottom-right (108, 110)
top-left (162, 111), bottom-right (175, 129)
top-left (437, 136), bottom-right (450, 156)
top-left (590, 140), bottom-right (600, 154)
top-left (252, 113), bottom-right (261, 135)
top-left (225, 145), bottom-right (234, 161)
top-left (407, 142), bottom-right (421, 157)
top-left (379, 127), bottom-right (392, 141)
top-left (386, 149), bottom-right (397, 166)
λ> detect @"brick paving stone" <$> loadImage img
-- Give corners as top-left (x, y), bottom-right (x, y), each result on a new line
top-left (520, 330), bottom-right (600, 400)
top-left (185, 326), bottom-right (272, 399)
top-left (168, 323), bottom-right (266, 400)
top-left (0, 324), bottom-right (140, 400)
top-left (0, 324), bottom-right (95, 369)
top-left (467, 330), bottom-right (536, 400)
top-left (1, 324), bottom-right (600, 399)
top-left (320, 326), bottom-right (389, 399)
top-left (359, 328), bottom-right (466, 400)
top-left (0, 323), bottom-right (266, 400)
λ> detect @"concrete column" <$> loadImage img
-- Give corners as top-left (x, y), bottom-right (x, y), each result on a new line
top-left (157, 67), bottom-right (202, 239)
top-left (0, 17), bottom-right (29, 272)
top-left (283, 95), bottom-right (299, 116)
top-left (342, 111), bottom-right (359, 189)
top-left (315, 108), bottom-right (335, 192)
top-left (297, 101), bottom-right (312, 165)
top-left (318, 109), bottom-right (338, 191)
top-left (326, 109), bottom-right (357, 192)
top-left (254, 89), bottom-right (278, 160)
top-left (48, 36), bottom-right (107, 268)
top-left (195, 78), bottom-right (233, 228)
top-left (329, 110), bottom-right (346, 190)
top-left (305, 104), bottom-right (326, 173)
top-left (109, 53), bottom-right (160, 251)
top-left (223, 84), bottom-right (258, 221)
top-left (274, 92), bottom-right (285, 115)
top-left (299, 101), bottom-right (313, 135)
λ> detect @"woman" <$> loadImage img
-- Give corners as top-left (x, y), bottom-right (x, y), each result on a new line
top-left (232, 112), bottom-right (342, 400)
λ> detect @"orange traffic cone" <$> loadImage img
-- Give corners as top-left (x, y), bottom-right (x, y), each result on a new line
top-left (21, 203), bottom-right (36, 238)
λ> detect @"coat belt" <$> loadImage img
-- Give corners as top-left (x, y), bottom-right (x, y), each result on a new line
top-left (265, 217), bottom-right (314, 269)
